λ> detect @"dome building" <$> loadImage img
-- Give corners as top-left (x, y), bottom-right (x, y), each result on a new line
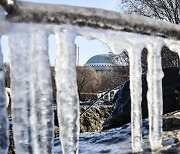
top-left (84, 54), bottom-right (115, 72)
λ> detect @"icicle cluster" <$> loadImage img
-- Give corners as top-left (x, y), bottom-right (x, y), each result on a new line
top-left (8, 24), bottom-right (54, 154)
top-left (0, 5), bottom-right (179, 154)
top-left (55, 28), bottom-right (79, 154)
top-left (54, 26), bottom-right (179, 153)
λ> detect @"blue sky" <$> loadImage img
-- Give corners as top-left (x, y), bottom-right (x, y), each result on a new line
top-left (1, 0), bottom-right (120, 66)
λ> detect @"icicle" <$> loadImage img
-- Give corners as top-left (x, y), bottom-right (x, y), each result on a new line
top-left (29, 30), bottom-right (54, 154)
top-left (55, 28), bottom-right (79, 154)
top-left (128, 46), bottom-right (143, 152)
top-left (9, 27), bottom-right (54, 154)
top-left (9, 31), bottom-right (32, 153)
top-left (146, 41), bottom-right (164, 150)
top-left (0, 35), bottom-right (9, 154)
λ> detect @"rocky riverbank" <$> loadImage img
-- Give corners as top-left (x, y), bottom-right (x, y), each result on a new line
top-left (54, 105), bottom-right (113, 132)
top-left (80, 105), bottom-right (112, 132)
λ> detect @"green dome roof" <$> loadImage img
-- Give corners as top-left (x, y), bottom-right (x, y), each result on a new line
top-left (86, 54), bottom-right (113, 64)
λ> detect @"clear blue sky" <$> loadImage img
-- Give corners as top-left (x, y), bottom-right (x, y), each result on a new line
top-left (1, 0), bottom-right (120, 66)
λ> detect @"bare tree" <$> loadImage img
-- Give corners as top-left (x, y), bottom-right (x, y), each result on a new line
top-left (161, 46), bottom-right (179, 68)
top-left (119, 0), bottom-right (180, 24)
top-left (108, 51), bottom-right (129, 66)
top-left (98, 68), bottom-right (129, 91)
top-left (108, 51), bottom-right (129, 82)
top-left (141, 47), bottom-right (179, 72)
top-left (76, 66), bottom-right (100, 99)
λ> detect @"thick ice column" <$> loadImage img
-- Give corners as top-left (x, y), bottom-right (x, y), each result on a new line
top-left (9, 32), bottom-right (32, 153)
top-left (29, 31), bottom-right (54, 154)
top-left (55, 29), bottom-right (79, 154)
top-left (146, 42), bottom-right (164, 150)
top-left (0, 36), bottom-right (9, 154)
top-left (128, 47), bottom-right (143, 152)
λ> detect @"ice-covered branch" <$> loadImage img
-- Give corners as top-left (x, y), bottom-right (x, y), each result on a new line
top-left (0, 1), bottom-right (180, 40)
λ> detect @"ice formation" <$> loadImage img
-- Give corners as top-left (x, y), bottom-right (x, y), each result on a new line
top-left (9, 29), bottom-right (33, 153)
top-left (8, 25), bottom-right (54, 154)
top-left (146, 40), bottom-right (164, 150)
top-left (0, 35), bottom-right (9, 154)
top-left (55, 28), bottom-right (79, 154)
top-left (29, 28), bottom-right (54, 154)
top-left (128, 46), bottom-right (143, 152)
top-left (53, 26), bottom-right (179, 153)
top-left (70, 26), bottom-right (176, 152)
top-left (0, 1), bottom-right (180, 154)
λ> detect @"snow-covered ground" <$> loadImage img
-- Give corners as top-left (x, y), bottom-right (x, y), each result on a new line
top-left (54, 113), bottom-right (180, 154)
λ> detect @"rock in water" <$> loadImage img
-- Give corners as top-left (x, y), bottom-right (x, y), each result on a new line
top-left (54, 105), bottom-right (112, 132)
top-left (103, 67), bottom-right (180, 130)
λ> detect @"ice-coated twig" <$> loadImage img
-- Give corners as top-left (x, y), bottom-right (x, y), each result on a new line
top-left (29, 29), bottom-right (54, 154)
top-left (55, 28), bottom-right (79, 154)
top-left (9, 30), bottom-right (32, 153)
top-left (0, 35), bottom-right (9, 154)
top-left (146, 41), bottom-right (164, 150)
top-left (129, 46), bottom-right (143, 152)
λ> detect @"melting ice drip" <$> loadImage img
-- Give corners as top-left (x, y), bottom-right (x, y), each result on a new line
top-left (0, 3), bottom-right (180, 154)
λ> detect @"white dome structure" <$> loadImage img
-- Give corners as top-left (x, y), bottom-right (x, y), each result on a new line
top-left (84, 54), bottom-right (115, 71)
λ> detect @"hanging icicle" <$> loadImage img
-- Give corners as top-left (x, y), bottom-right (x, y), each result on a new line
top-left (0, 35), bottom-right (9, 154)
top-left (128, 46), bottom-right (144, 152)
top-left (29, 28), bottom-right (54, 154)
top-left (9, 25), bottom-right (54, 154)
top-left (55, 27), bottom-right (79, 154)
top-left (146, 40), bottom-right (164, 150)
top-left (9, 30), bottom-right (33, 153)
